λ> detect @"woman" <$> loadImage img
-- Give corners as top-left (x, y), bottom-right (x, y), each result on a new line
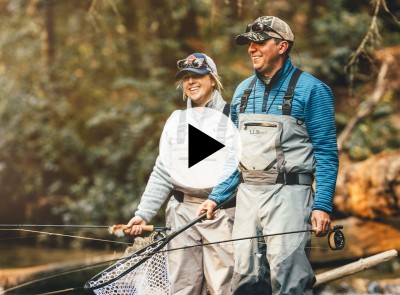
top-left (126, 53), bottom-right (235, 295)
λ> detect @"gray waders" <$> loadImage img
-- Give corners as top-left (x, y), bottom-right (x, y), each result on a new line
top-left (231, 70), bottom-right (316, 295)
top-left (166, 194), bottom-right (235, 295)
top-left (166, 104), bottom-right (236, 295)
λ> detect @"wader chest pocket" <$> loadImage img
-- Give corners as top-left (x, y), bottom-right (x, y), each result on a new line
top-left (240, 121), bottom-right (282, 171)
top-left (244, 122), bottom-right (278, 130)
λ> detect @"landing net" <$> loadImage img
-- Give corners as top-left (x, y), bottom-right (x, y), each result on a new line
top-left (86, 241), bottom-right (171, 295)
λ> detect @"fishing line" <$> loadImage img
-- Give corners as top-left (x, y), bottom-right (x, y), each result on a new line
top-left (1, 227), bottom-right (340, 294)
top-left (0, 228), bottom-right (337, 250)
top-left (1, 194), bottom-right (343, 295)
top-left (0, 224), bottom-right (111, 229)
top-left (0, 229), bottom-right (131, 246)
top-left (2, 194), bottom-right (239, 293)
top-left (163, 240), bottom-right (330, 253)
top-left (155, 229), bottom-right (336, 252)
top-left (1, 249), bottom-right (169, 295)
top-left (0, 254), bottom-right (123, 294)
top-left (35, 287), bottom-right (80, 295)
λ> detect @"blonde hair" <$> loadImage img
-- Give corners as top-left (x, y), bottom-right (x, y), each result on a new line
top-left (176, 72), bottom-right (224, 101)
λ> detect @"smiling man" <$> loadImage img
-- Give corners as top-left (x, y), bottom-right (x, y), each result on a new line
top-left (197, 16), bottom-right (339, 294)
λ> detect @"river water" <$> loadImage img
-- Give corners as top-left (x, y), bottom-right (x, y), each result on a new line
top-left (0, 241), bottom-right (126, 294)
top-left (1, 241), bottom-right (399, 294)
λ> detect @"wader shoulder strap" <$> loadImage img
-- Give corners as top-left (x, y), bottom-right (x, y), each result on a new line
top-left (217, 103), bottom-right (230, 143)
top-left (177, 110), bottom-right (186, 144)
top-left (240, 77), bottom-right (257, 113)
top-left (282, 68), bottom-right (303, 116)
top-left (223, 103), bottom-right (230, 116)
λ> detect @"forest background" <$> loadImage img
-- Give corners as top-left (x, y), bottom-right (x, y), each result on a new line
top-left (0, 0), bottom-right (400, 256)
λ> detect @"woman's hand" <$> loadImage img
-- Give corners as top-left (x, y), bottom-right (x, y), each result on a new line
top-left (125, 216), bottom-right (147, 236)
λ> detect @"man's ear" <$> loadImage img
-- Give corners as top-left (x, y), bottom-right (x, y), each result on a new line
top-left (279, 41), bottom-right (289, 55)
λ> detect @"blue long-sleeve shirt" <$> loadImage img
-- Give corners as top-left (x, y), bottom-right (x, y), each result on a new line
top-left (208, 58), bottom-right (339, 213)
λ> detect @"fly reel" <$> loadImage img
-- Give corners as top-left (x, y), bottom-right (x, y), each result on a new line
top-left (327, 225), bottom-right (345, 250)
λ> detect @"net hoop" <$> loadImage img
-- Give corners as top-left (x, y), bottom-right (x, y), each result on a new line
top-left (84, 240), bottom-right (168, 294)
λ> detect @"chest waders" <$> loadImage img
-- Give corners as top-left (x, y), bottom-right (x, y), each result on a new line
top-left (231, 69), bottom-right (316, 295)
top-left (166, 103), bottom-right (236, 295)
top-left (171, 104), bottom-right (233, 199)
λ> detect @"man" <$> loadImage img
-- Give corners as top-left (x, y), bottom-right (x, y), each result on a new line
top-left (197, 16), bottom-right (339, 294)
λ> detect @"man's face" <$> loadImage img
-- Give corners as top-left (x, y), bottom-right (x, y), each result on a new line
top-left (247, 38), bottom-right (285, 78)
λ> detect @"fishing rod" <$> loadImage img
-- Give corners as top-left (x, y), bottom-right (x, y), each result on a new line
top-left (0, 224), bottom-right (170, 232)
top-left (0, 228), bottom-right (132, 245)
top-left (1, 194), bottom-right (238, 294)
top-left (0, 223), bottom-right (345, 250)
top-left (0, 224), bottom-right (110, 229)
top-left (0, 192), bottom-right (345, 294)
top-left (0, 224), bottom-right (171, 245)
top-left (163, 225), bottom-right (345, 252)
top-left (1, 225), bottom-right (345, 294)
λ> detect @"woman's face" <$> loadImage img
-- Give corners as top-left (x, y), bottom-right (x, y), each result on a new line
top-left (182, 73), bottom-right (215, 107)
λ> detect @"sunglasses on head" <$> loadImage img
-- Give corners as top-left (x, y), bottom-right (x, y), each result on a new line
top-left (177, 57), bottom-right (210, 70)
top-left (245, 22), bottom-right (286, 41)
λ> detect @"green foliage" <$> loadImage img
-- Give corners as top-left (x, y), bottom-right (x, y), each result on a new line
top-left (341, 97), bottom-right (400, 160)
top-left (305, 0), bottom-right (379, 84)
top-left (346, 117), bottom-right (400, 160)
top-left (0, 0), bottom-right (179, 226)
top-left (0, 0), bottom-right (399, 233)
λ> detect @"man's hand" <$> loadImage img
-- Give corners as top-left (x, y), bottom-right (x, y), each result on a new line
top-left (125, 216), bottom-right (147, 236)
top-left (311, 210), bottom-right (331, 237)
top-left (196, 199), bottom-right (217, 219)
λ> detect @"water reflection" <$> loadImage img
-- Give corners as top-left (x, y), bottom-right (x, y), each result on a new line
top-left (1, 242), bottom-right (399, 294)
top-left (0, 242), bottom-right (125, 294)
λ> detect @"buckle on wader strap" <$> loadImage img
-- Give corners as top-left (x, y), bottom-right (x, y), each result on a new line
top-left (276, 172), bottom-right (314, 185)
top-left (172, 190), bottom-right (236, 208)
top-left (240, 77), bottom-right (257, 113)
top-left (239, 69), bottom-right (303, 115)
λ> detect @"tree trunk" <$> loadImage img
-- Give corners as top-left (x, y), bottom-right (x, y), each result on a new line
top-left (314, 249), bottom-right (398, 287)
top-left (43, 0), bottom-right (56, 79)
top-left (334, 149), bottom-right (400, 219)
top-left (116, 0), bottom-right (144, 77)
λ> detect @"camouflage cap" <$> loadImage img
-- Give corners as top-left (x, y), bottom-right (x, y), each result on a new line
top-left (235, 16), bottom-right (294, 45)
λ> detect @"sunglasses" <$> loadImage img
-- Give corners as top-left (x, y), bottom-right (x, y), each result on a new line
top-left (177, 57), bottom-right (210, 70)
top-left (245, 22), bottom-right (286, 41)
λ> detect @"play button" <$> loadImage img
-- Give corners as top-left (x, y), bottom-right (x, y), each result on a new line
top-left (159, 107), bottom-right (241, 190)
top-left (188, 124), bottom-right (225, 168)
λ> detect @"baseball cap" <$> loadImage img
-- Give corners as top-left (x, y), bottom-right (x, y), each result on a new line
top-left (175, 53), bottom-right (218, 79)
top-left (235, 16), bottom-right (294, 45)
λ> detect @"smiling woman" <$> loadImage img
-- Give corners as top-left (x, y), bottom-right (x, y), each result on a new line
top-left (175, 53), bottom-right (224, 103)
top-left (125, 52), bottom-right (235, 295)
top-left (182, 73), bottom-right (215, 107)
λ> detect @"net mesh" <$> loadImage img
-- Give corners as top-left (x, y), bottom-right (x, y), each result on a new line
top-left (87, 240), bottom-right (171, 295)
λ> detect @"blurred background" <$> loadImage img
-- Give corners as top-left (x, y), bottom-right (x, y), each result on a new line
top-left (0, 0), bottom-right (399, 294)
